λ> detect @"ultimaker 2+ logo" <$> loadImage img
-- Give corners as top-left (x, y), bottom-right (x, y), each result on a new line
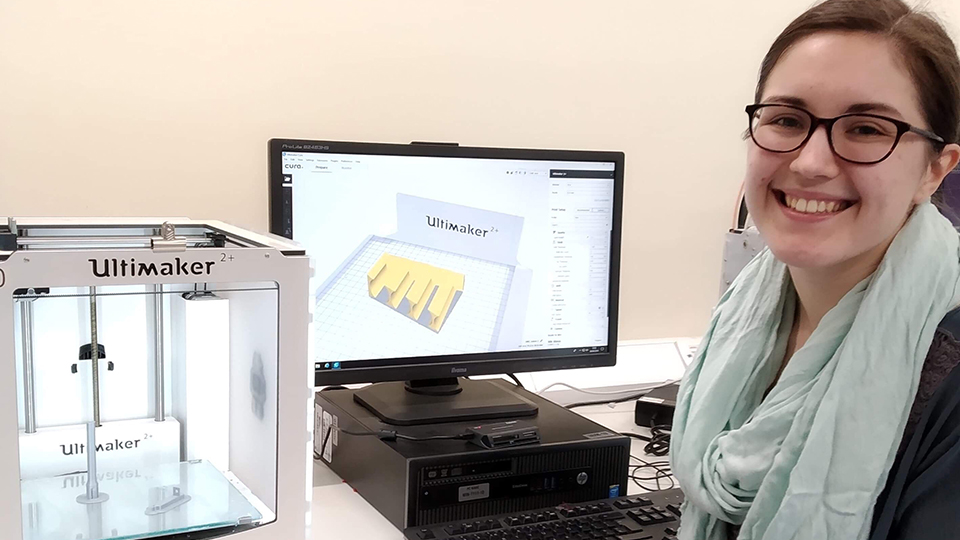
top-left (89, 258), bottom-right (215, 278)
top-left (425, 216), bottom-right (497, 238)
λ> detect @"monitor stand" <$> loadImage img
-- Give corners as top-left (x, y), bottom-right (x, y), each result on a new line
top-left (353, 378), bottom-right (539, 426)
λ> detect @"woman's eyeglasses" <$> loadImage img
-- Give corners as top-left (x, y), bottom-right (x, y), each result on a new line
top-left (745, 103), bottom-right (945, 165)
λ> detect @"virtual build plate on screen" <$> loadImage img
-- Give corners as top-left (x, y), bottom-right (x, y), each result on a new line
top-left (314, 194), bottom-right (532, 364)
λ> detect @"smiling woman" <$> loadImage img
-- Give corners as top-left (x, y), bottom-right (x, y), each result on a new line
top-left (669, 1), bottom-right (960, 540)
top-left (745, 30), bottom-right (959, 275)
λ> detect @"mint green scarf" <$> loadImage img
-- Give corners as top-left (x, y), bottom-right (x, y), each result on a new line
top-left (670, 202), bottom-right (960, 540)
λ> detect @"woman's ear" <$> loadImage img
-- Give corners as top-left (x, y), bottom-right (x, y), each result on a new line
top-left (915, 144), bottom-right (960, 204)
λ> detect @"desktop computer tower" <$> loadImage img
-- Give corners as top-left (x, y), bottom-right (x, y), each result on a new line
top-left (315, 380), bottom-right (631, 530)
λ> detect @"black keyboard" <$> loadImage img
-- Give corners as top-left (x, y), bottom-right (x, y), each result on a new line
top-left (404, 489), bottom-right (684, 540)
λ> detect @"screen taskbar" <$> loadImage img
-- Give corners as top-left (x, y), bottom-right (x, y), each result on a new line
top-left (314, 345), bottom-right (610, 373)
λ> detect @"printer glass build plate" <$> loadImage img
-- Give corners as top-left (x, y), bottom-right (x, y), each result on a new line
top-left (20, 459), bottom-right (262, 540)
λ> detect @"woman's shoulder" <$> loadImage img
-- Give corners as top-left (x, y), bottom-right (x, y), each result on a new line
top-left (938, 306), bottom-right (960, 342)
top-left (897, 309), bottom-right (960, 446)
top-left (923, 308), bottom-right (960, 395)
top-left (870, 308), bottom-right (960, 539)
top-left (927, 307), bottom-right (960, 374)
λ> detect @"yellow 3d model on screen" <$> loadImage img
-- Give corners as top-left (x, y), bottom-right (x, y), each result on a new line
top-left (367, 253), bottom-right (465, 332)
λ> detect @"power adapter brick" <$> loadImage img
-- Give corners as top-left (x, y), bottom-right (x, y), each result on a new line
top-left (634, 382), bottom-right (679, 428)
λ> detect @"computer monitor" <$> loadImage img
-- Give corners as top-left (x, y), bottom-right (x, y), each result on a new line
top-left (269, 139), bottom-right (624, 425)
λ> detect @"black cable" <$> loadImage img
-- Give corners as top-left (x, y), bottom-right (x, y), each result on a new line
top-left (629, 455), bottom-right (676, 491)
top-left (506, 373), bottom-right (525, 389)
top-left (622, 432), bottom-right (652, 442)
top-left (563, 391), bottom-right (649, 410)
top-left (313, 386), bottom-right (475, 461)
top-left (314, 386), bottom-right (352, 460)
top-left (646, 424), bottom-right (671, 457)
top-left (620, 422), bottom-right (670, 458)
top-left (314, 426), bottom-right (474, 461)
top-left (314, 424), bottom-right (348, 461)
top-left (563, 380), bottom-right (678, 409)
top-left (622, 424), bottom-right (671, 457)
top-left (393, 432), bottom-right (474, 442)
top-left (624, 421), bottom-right (675, 492)
top-left (630, 465), bottom-right (676, 491)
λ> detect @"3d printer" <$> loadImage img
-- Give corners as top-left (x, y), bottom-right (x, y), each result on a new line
top-left (0, 218), bottom-right (312, 540)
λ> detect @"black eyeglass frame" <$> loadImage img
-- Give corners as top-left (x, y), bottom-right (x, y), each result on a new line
top-left (745, 103), bottom-right (946, 165)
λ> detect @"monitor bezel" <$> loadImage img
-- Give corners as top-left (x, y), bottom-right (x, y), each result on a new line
top-left (268, 138), bottom-right (624, 386)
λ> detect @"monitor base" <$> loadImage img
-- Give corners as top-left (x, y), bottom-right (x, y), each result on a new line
top-left (354, 378), bottom-right (538, 426)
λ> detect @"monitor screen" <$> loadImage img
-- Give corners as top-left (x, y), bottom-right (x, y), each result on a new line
top-left (269, 140), bottom-right (623, 385)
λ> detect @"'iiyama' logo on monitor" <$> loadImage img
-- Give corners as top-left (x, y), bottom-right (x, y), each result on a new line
top-left (281, 143), bottom-right (329, 150)
top-left (451, 367), bottom-right (467, 374)
top-left (426, 216), bottom-right (492, 237)
top-left (89, 258), bottom-right (215, 278)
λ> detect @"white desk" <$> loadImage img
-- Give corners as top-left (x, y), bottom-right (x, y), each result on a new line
top-left (309, 401), bottom-right (671, 540)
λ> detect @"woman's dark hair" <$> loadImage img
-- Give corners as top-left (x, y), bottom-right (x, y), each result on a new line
top-left (755, 0), bottom-right (960, 206)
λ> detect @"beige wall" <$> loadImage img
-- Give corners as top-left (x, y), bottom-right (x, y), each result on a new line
top-left (1, 0), bottom-right (957, 339)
